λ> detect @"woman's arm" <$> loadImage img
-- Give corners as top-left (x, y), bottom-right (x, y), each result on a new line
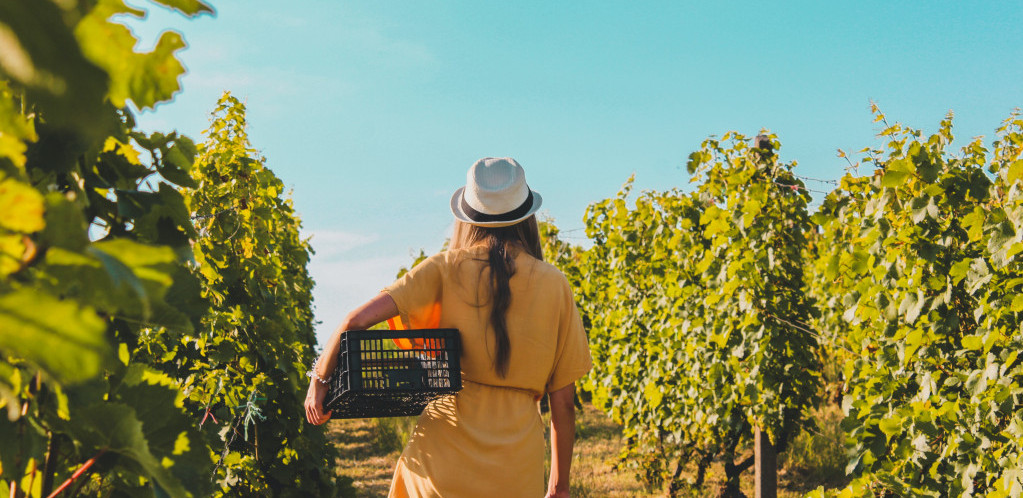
top-left (546, 383), bottom-right (576, 498)
top-left (304, 292), bottom-right (399, 425)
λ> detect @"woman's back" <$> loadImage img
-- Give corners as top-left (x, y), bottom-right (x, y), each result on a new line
top-left (386, 245), bottom-right (589, 394)
top-left (383, 245), bottom-right (591, 497)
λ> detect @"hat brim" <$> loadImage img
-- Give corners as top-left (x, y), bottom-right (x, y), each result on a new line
top-left (449, 186), bottom-right (543, 228)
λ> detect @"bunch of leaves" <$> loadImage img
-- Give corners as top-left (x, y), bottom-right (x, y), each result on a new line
top-left (547, 132), bottom-right (821, 495)
top-left (539, 218), bottom-right (587, 293)
top-left (0, 0), bottom-right (216, 496)
top-left (396, 249), bottom-right (430, 279)
top-left (808, 109), bottom-right (1023, 496)
top-left (135, 93), bottom-right (351, 496)
top-left (682, 133), bottom-right (821, 494)
top-left (561, 182), bottom-right (710, 493)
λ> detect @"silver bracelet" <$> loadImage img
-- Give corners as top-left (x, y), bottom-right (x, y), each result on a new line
top-left (307, 369), bottom-right (330, 385)
top-left (307, 355), bottom-right (331, 385)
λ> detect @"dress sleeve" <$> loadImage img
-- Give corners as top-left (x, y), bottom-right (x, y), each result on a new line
top-left (546, 273), bottom-right (593, 393)
top-left (382, 253), bottom-right (443, 330)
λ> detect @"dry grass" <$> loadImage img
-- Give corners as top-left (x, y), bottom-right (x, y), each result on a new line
top-left (327, 417), bottom-right (400, 497)
top-left (555, 403), bottom-right (658, 497)
top-left (327, 403), bottom-right (654, 497)
top-left (327, 401), bottom-right (847, 497)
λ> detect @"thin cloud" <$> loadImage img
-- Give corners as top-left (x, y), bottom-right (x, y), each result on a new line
top-left (308, 254), bottom-right (406, 345)
top-left (185, 68), bottom-right (345, 100)
top-left (305, 229), bottom-right (380, 261)
top-left (340, 22), bottom-right (437, 69)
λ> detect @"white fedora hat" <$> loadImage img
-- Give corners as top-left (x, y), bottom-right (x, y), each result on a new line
top-left (450, 157), bottom-right (543, 227)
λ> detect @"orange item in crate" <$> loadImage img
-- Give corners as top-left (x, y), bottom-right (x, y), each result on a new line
top-left (386, 302), bottom-right (442, 353)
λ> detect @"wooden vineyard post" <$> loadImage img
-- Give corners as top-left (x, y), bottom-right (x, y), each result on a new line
top-left (753, 134), bottom-right (778, 498)
top-left (754, 429), bottom-right (777, 498)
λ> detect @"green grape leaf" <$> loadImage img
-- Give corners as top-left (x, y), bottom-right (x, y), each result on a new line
top-left (881, 158), bottom-right (915, 188)
top-left (0, 175), bottom-right (44, 233)
top-left (41, 239), bottom-right (181, 327)
top-left (1007, 159), bottom-right (1023, 185)
top-left (909, 196), bottom-right (931, 223)
top-left (0, 411), bottom-right (49, 482)
top-left (643, 381), bottom-right (664, 408)
top-left (879, 415), bottom-right (903, 443)
top-left (89, 245), bottom-right (152, 313)
top-left (899, 290), bottom-right (926, 324)
top-left (74, 0), bottom-right (188, 110)
top-left (0, 288), bottom-right (109, 382)
top-left (157, 135), bottom-right (198, 188)
top-left (149, 0), bottom-right (215, 17)
top-left (961, 335), bottom-right (983, 351)
top-left (903, 328), bottom-right (925, 359)
top-left (0, 82), bottom-right (36, 169)
top-left (0, 234), bottom-right (25, 277)
top-left (115, 184), bottom-right (195, 245)
top-left (38, 193), bottom-right (89, 251)
top-left (113, 365), bottom-right (213, 495)
top-left (986, 220), bottom-right (1017, 265)
top-left (915, 153), bottom-right (939, 183)
top-left (69, 402), bottom-right (191, 498)
top-left (0, 0), bottom-right (108, 139)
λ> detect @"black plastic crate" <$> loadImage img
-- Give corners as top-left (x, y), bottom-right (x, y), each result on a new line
top-left (323, 328), bottom-right (462, 419)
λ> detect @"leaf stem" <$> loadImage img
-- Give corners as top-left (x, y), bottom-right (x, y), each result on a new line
top-left (45, 449), bottom-right (105, 498)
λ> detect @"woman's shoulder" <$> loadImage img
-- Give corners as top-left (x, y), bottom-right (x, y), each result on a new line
top-left (519, 253), bottom-right (571, 288)
top-left (531, 257), bottom-right (568, 279)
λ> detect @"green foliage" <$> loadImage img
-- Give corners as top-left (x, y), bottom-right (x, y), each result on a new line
top-left (396, 249), bottom-right (429, 279)
top-left (135, 93), bottom-right (350, 496)
top-left (544, 113), bottom-right (1023, 495)
top-left (808, 109), bottom-right (1023, 496)
top-left (544, 133), bottom-right (820, 494)
top-left (0, 2), bottom-right (354, 496)
top-left (1, 5), bottom-right (352, 492)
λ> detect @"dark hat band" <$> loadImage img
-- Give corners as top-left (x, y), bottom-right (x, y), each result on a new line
top-left (460, 190), bottom-right (534, 223)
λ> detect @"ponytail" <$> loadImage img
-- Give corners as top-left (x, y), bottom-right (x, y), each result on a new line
top-left (450, 216), bottom-right (543, 378)
top-left (486, 237), bottom-right (514, 377)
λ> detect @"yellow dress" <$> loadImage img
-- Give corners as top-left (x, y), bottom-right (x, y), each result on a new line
top-left (382, 245), bottom-right (592, 498)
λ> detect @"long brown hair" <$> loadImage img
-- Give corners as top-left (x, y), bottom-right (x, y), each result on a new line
top-left (449, 215), bottom-right (543, 377)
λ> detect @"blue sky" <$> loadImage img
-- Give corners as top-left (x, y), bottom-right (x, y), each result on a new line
top-left (126, 0), bottom-right (1023, 344)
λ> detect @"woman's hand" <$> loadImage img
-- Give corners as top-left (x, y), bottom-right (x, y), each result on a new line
top-left (544, 487), bottom-right (569, 498)
top-left (304, 293), bottom-right (399, 425)
top-left (304, 377), bottom-right (331, 425)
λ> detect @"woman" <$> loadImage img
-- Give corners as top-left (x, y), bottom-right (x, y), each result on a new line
top-left (305, 157), bottom-right (592, 498)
